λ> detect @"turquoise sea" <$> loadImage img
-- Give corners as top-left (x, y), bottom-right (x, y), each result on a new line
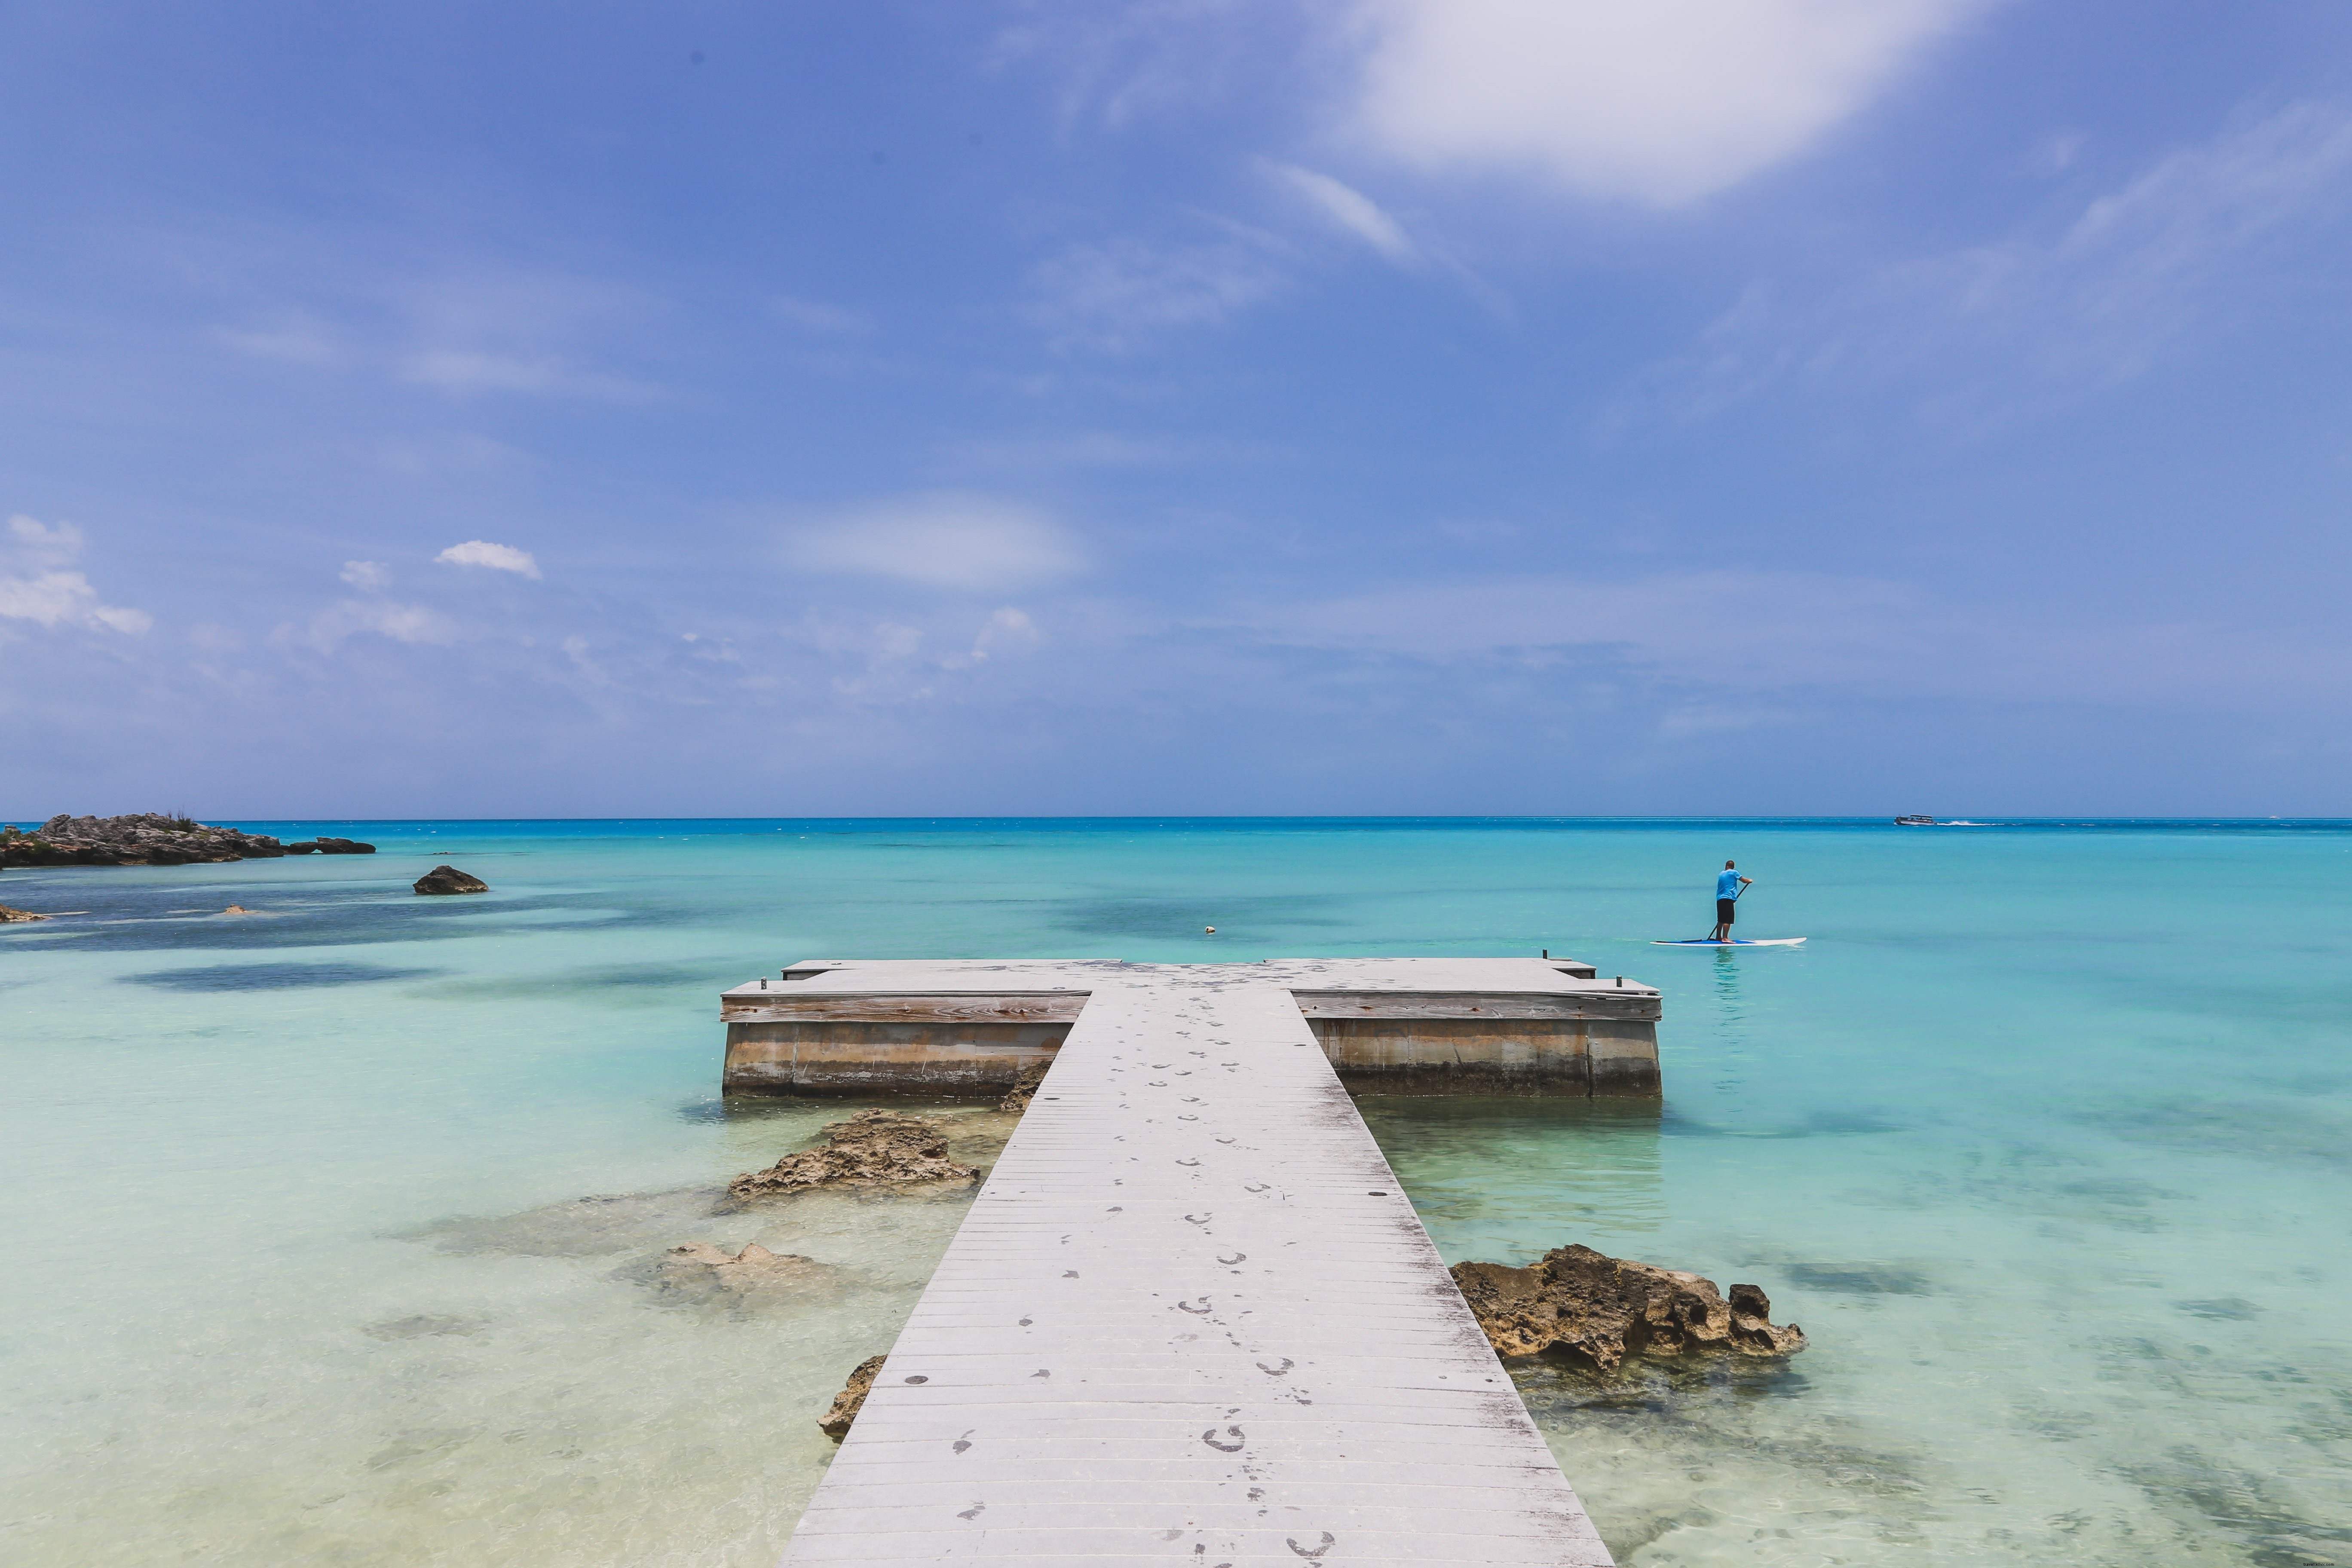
top-left (3, 817), bottom-right (2349, 1567)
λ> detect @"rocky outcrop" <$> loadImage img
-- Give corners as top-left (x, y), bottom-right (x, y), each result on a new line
top-left (0, 904), bottom-right (52, 922)
top-left (729, 1110), bottom-right (980, 1200)
top-left (655, 1240), bottom-right (841, 1299)
top-left (1451, 1243), bottom-right (1805, 1372)
top-left (284, 836), bottom-right (376, 855)
top-left (999, 1056), bottom-right (1055, 1112)
top-left (1, 814), bottom-right (285, 867)
top-left (821, 1354), bottom-right (887, 1441)
top-left (413, 865), bottom-right (488, 895)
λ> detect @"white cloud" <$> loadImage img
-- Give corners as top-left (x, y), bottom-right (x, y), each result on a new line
top-left (1029, 233), bottom-right (1288, 350)
top-left (340, 560), bottom-right (391, 590)
top-left (793, 494), bottom-right (1083, 592)
top-left (1349, 0), bottom-right (1990, 206)
top-left (1264, 161), bottom-right (1419, 263)
top-left (0, 515), bottom-right (153, 634)
top-left (436, 540), bottom-right (542, 579)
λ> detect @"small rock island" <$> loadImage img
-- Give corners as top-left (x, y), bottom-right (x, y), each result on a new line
top-left (3, 814), bottom-right (290, 866)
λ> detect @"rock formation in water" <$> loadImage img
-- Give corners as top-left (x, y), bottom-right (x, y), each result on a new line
top-left (0, 904), bottom-right (52, 922)
top-left (655, 1240), bottom-right (840, 1299)
top-left (283, 836), bottom-right (376, 854)
top-left (1451, 1243), bottom-right (1805, 1371)
top-left (821, 1354), bottom-right (887, 1441)
top-left (729, 1110), bottom-right (980, 1200)
top-left (1, 814), bottom-right (286, 867)
top-left (413, 865), bottom-right (488, 895)
top-left (999, 1056), bottom-right (1054, 1113)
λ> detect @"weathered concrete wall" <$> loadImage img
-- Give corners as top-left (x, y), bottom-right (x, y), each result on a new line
top-left (723, 1021), bottom-right (1068, 1095)
top-left (1308, 1017), bottom-right (1659, 1096)
top-left (720, 960), bottom-right (1663, 1100)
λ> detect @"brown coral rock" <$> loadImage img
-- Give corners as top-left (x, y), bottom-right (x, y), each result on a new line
top-left (0, 905), bottom-right (53, 922)
top-left (729, 1110), bottom-right (980, 1200)
top-left (999, 1056), bottom-right (1055, 1113)
top-left (1451, 1243), bottom-right (1804, 1371)
top-left (820, 1354), bottom-right (887, 1441)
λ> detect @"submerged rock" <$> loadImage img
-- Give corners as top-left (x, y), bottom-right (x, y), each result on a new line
top-left (655, 1240), bottom-right (843, 1300)
top-left (0, 904), bottom-right (52, 922)
top-left (821, 1354), bottom-right (887, 1441)
top-left (362, 1314), bottom-right (489, 1340)
top-left (729, 1110), bottom-right (980, 1200)
top-left (999, 1056), bottom-right (1055, 1113)
top-left (412, 1188), bottom-right (722, 1257)
top-left (413, 865), bottom-right (488, 895)
top-left (1451, 1243), bottom-right (1805, 1372)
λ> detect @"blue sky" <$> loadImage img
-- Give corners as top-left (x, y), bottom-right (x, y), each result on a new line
top-left (5, 1), bottom-right (2350, 817)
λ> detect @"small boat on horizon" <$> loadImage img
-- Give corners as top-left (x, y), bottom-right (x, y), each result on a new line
top-left (1894, 815), bottom-right (1936, 826)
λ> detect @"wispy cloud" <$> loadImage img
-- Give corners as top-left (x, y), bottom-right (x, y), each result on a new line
top-left (993, 0), bottom-right (1284, 130)
top-left (1349, 0), bottom-right (1992, 206)
top-left (1028, 230), bottom-right (1289, 351)
top-left (1244, 567), bottom-right (2352, 710)
top-left (1627, 99), bottom-right (2352, 426)
top-left (290, 598), bottom-right (460, 651)
top-left (214, 319), bottom-right (339, 364)
top-left (791, 493), bottom-right (1084, 592)
top-left (340, 560), bottom-right (391, 590)
top-left (436, 540), bottom-right (542, 579)
top-left (770, 295), bottom-right (871, 334)
top-left (0, 515), bottom-right (152, 635)
top-left (398, 349), bottom-right (658, 401)
top-left (1263, 161), bottom-right (1419, 263)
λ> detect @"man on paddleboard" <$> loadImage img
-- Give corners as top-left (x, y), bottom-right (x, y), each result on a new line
top-left (1711, 861), bottom-right (1752, 942)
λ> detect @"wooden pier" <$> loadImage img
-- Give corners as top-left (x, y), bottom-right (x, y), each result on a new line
top-left (748, 961), bottom-right (1648, 1565)
top-left (722, 958), bottom-right (1660, 1099)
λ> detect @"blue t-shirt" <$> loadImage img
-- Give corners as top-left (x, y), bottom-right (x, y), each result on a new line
top-left (1716, 870), bottom-right (1744, 899)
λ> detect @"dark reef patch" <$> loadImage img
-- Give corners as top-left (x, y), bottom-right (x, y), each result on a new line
top-left (128, 961), bottom-right (444, 991)
top-left (1781, 1262), bottom-right (1935, 1296)
top-left (426, 963), bottom-right (716, 1001)
top-left (2174, 1297), bottom-right (2263, 1321)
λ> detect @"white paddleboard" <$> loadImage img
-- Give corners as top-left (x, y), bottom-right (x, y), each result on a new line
top-left (1651, 937), bottom-right (1807, 946)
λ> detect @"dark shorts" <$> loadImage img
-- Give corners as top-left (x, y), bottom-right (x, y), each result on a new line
top-left (1716, 899), bottom-right (1737, 924)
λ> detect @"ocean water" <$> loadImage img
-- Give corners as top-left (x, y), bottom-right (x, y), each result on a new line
top-left (2, 817), bottom-right (2348, 1567)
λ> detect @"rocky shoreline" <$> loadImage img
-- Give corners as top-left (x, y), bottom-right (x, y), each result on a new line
top-left (1, 814), bottom-right (373, 867)
top-left (1451, 1243), bottom-right (1806, 1371)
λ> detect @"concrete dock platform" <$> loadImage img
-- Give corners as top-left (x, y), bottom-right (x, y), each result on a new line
top-left (774, 965), bottom-right (1629, 1566)
top-left (723, 959), bottom-right (1660, 1099)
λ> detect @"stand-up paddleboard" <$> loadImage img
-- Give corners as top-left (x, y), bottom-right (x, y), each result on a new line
top-left (1652, 937), bottom-right (1806, 946)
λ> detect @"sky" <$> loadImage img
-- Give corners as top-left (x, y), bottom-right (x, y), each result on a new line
top-left (4, 0), bottom-right (2351, 818)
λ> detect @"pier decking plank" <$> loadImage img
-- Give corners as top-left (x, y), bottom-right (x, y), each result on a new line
top-left (781, 974), bottom-right (1614, 1566)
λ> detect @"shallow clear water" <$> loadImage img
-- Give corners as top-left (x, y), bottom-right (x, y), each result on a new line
top-left (3, 818), bottom-right (2348, 1566)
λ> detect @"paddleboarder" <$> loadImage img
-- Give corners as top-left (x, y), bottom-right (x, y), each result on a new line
top-left (1710, 861), bottom-right (1752, 943)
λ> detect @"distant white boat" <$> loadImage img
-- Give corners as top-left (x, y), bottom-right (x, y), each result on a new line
top-left (1894, 815), bottom-right (1936, 826)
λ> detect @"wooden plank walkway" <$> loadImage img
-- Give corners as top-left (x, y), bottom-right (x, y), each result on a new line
top-left (783, 974), bottom-right (1615, 1567)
